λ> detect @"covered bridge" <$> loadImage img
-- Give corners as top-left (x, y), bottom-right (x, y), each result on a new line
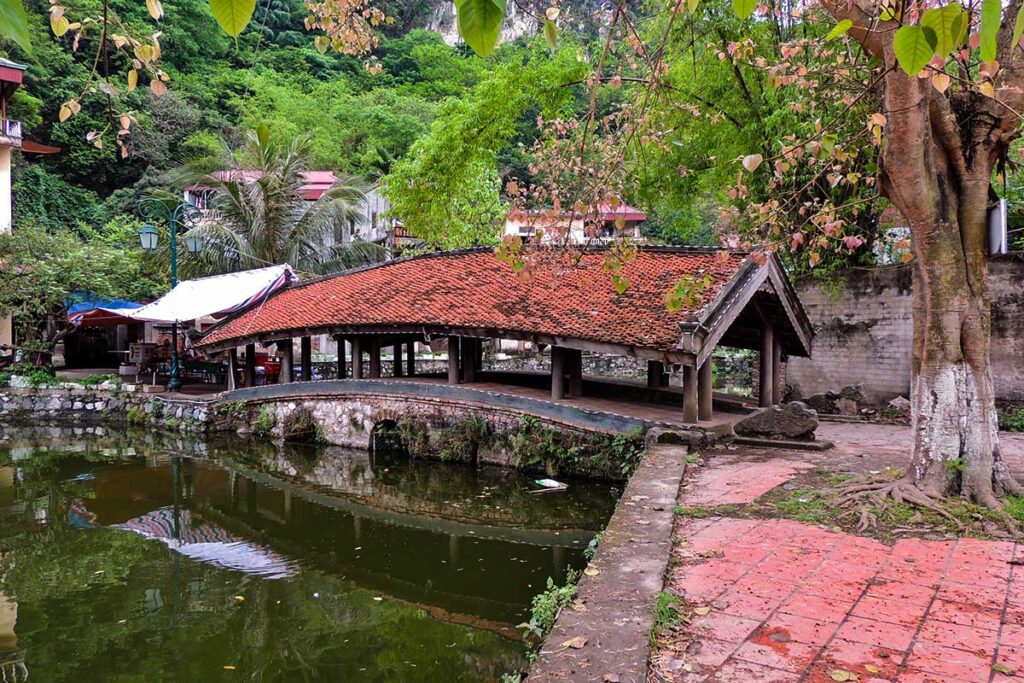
top-left (198, 247), bottom-right (813, 424)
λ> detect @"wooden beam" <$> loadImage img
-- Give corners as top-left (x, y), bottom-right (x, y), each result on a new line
top-left (300, 336), bottom-right (312, 382)
top-left (698, 358), bottom-right (713, 421)
top-left (551, 346), bottom-right (566, 399)
top-left (244, 343), bottom-right (257, 388)
top-left (368, 335), bottom-right (381, 378)
top-left (334, 335), bottom-right (346, 379)
top-left (351, 335), bottom-right (363, 379)
top-left (683, 363), bottom-right (698, 423)
top-left (759, 323), bottom-right (774, 407)
top-left (227, 348), bottom-right (238, 391)
top-left (567, 348), bottom-right (583, 398)
top-left (406, 339), bottom-right (415, 376)
top-left (647, 360), bottom-right (664, 389)
top-left (280, 339), bottom-right (293, 384)
top-left (447, 336), bottom-right (460, 384)
top-left (461, 338), bottom-right (476, 383)
top-left (393, 342), bottom-right (403, 377)
top-left (772, 335), bottom-right (783, 405)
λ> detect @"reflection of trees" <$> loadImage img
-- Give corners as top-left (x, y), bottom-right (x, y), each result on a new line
top-left (0, 443), bottom-right (524, 682)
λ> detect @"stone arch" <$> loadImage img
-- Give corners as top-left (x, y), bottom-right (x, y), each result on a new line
top-left (369, 418), bottom-right (404, 456)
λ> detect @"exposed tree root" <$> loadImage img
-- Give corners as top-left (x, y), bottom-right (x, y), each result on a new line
top-left (831, 473), bottom-right (1022, 536)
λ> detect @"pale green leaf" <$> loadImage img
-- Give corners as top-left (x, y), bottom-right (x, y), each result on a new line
top-left (208, 0), bottom-right (256, 37)
top-left (543, 18), bottom-right (557, 51)
top-left (893, 25), bottom-right (937, 75)
top-left (1013, 6), bottom-right (1024, 53)
top-left (920, 4), bottom-right (964, 56)
top-left (0, 0), bottom-right (31, 54)
top-left (825, 19), bottom-right (853, 41)
top-left (455, 0), bottom-right (507, 57)
top-left (980, 0), bottom-right (1001, 62)
top-left (732, 0), bottom-right (756, 20)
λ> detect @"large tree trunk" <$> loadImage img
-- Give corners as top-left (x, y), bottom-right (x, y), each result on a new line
top-left (883, 77), bottom-right (1022, 507)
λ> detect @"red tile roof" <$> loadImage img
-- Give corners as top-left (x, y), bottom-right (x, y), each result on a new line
top-left (200, 248), bottom-right (749, 353)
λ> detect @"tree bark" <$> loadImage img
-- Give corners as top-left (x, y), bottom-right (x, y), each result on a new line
top-left (819, 0), bottom-right (1024, 506)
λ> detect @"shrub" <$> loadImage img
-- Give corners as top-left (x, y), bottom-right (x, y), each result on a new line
top-left (253, 407), bottom-right (276, 438)
top-left (999, 407), bottom-right (1024, 432)
top-left (517, 567), bottom-right (580, 661)
top-left (281, 407), bottom-right (323, 443)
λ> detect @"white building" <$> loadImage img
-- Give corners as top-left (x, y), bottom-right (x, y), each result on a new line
top-left (503, 203), bottom-right (647, 245)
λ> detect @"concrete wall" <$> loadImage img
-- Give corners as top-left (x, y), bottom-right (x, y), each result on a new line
top-left (786, 256), bottom-right (1024, 405)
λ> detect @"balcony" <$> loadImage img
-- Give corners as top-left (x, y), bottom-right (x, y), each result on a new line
top-left (0, 119), bottom-right (21, 148)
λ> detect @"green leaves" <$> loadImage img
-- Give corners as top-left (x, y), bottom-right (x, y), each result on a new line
top-left (0, 0), bottom-right (32, 54)
top-left (1014, 5), bottom-right (1024, 52)
top-left (208, 0), bottom-right (256, 37)
top-left (825, 19), bottom-right (853, 41)
top-left (980, 0), bottom-right (1001, 62)
top-left (455, 0), bottom-right (507, 57)
top-left (893, 24), bottom-right (937, 75)
top-left (732, 0), bottom-right (756, 20)
top-left (920, 4), bottom-right (965, 56)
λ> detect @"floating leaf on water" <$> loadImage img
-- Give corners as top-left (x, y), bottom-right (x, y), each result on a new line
top-left (234, 595), bottom-right (245, 601)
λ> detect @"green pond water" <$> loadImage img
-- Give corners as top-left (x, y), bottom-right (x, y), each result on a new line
top-left (0, 426), bottom-right (620, 682)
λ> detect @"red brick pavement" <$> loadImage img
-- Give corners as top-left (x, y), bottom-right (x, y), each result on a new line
top-left (662, 516), bottom-right (1024, 682)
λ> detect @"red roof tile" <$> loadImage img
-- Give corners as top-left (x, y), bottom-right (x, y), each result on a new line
top-left (201, 248), bottom-right (749, 353)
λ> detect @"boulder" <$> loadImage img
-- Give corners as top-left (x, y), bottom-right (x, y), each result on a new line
top-left (734, 401), bottom-right (819, 441)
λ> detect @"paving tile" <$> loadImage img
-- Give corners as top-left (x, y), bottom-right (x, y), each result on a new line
top-left (896, 671), bottom-right (977, 683)
top-left (835, 615), bottom-right (917, 652)
top-left (867, 580), bottom-right (937, 607)
top-left (819, 637), bottom-right (905, 679)
top-left (716, 588), bottom-right (783, 621)
top-left (917, 618), bottom-right (998, 656)
top-left (937, 581), bottom-right (1008, 611)
top-left (928, 599), bottom-right (1003, 632)
top-left (802, 575), bottom-right (870, 602)
top-left (778, 592), bottom-right (857, 623)
top-left (691, 611), bottom-right (762, 643)
top-left (852, 595), bottom-right (930, 627)
top-left (708, 657), bottom-right (801, 682)
top-left (905, 640), bottom-right (993, 683)
top-left (731, 639), bottom-right (819, 673)
top-left (1000, 623), bottom-right (1024, 648)
top-left (684, 637), bottom-right (738, 669)
top-left (755, 612), bottom-right (839, 647)
top-left (995, 644), bottom-right (1024, 675)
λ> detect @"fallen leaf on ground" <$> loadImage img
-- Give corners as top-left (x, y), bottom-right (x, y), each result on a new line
top-left (693, 606), bottom-right (712, 616)
top-left (829, 670), bottom-right (859, 682)
top-left (584, 568), bottom-right (600, 577)
top-left (602, 675), bottom-right (620, 682)
top-left (993, 664), bottom-right (1016, 676)
top-left (560, 636), bottom-right (587, 649)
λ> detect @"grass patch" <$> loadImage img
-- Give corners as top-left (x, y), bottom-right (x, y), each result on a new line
top-left (650, 592), bottom-right (686, 645)
top-left (517, 568), bottom-right (580, 663)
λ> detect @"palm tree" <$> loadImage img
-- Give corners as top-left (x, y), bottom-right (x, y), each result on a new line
top-left (178, 125), bottom-right (387, 278)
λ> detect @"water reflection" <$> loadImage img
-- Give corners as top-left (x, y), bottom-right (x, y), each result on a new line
top-left (0, 427), bottom-right (619, 681)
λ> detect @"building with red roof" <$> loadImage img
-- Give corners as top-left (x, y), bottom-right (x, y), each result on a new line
top-left (199, 246), bottom-right (813, 423)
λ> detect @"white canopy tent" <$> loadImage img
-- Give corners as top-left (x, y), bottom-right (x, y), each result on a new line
top-left (125, 265), bottom-right (297, 324)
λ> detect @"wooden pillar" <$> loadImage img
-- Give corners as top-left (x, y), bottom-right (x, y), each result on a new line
top-left (370, 335), bottom-right (382, 378)
top-left (227, 348), bottom-right (238, 391)
top-left (447, 336), bottom-right (460, 384)
top-left (393, 343), bottom-right (403, 377)
top-left (772, 337), bottom-right (783, 405)
top-left (244, 343), bottom-right (256, 388)
top-left (351, 336), bottom-right (363, 379)
top-left (335, 335), bottom-right (346, 379)
top-left (551, 346), bottom-right (566, 399)
top-left (698, 358), bottom-right (713, 421)
top-left (647, 360), bottom-right (664, 389)
top-left (462, 338), bottom-right (476, 383)
top-left (759, 323), bottom-right (774, 407)
top-left (279, 339), bottom-right (293, 384)
top-left (682, 363), bottom-right (698, 423)
top-left (567, 348), bottom-right (583, 398)
top-left (406, 340), bottom-right (415, 376)
top-left (300, 336), bottom-right (312, 381)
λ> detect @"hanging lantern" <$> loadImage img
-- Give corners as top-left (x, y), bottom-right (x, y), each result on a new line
top-left (138, 224), bottom-right (159, 251)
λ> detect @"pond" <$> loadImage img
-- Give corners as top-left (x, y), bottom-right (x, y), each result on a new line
top-left (0, 426), bottom-right (620, 682)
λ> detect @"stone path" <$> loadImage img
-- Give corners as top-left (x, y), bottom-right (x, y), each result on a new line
top-left (654, 451), bottom-right (1024, 683)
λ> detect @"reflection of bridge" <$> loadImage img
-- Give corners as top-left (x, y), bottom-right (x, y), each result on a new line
top-left (220, 458), bottom-right (597, 547)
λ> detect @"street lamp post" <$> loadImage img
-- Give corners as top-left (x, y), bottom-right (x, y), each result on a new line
top-left (138, 199), bottom-right (203, 392)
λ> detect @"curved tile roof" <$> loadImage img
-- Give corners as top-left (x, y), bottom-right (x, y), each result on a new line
top-left (200, 247), bottom-right (751, 354)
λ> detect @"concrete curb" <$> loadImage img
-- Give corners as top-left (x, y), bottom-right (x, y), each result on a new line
top-left (528, 439), bottom-right (689, 682)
